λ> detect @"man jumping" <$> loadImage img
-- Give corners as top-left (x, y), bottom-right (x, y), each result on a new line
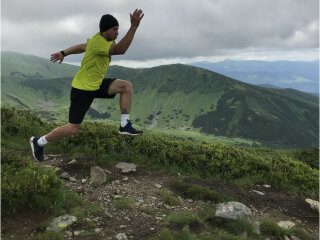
top-left (30, 9), bottom-right (144, 161)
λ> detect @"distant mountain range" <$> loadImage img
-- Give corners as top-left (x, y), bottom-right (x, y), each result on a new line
top-left (1, 51), bottom-right (319, 149)
top-left (189, 60), bottom-right (319, 94)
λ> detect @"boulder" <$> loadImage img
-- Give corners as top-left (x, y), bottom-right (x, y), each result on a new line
top-left (90, 166), bottom-right (107, 186)
top-left (116, 233), bottom-right (128, 240)
top-left (115, 162), bottom-right (137, 173)
top-left (46, 214), bottom-right (77, 232)
top-left (305, 198), bottom-right (319, 213)
top-left (59, 172), bottom-right (70, 180)
top-left (277, 221), bottom-right (295, 229)
top-left (215, 201), bottom-right (252, 220)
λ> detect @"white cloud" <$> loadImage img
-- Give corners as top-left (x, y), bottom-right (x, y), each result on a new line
top-left (2, 0), bottom-right (319, 64)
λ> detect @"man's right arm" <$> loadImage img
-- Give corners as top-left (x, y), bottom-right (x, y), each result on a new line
top-left (109, 9), bottom-right (144, 56)
top-left (51, 43), bottom-right (86, 64)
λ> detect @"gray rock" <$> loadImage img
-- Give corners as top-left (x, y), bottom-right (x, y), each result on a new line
top-left (46, 214), bottom-right (77, 232)
top-left (305, 198), bottom-right (319, 213)
top-left (116, 233), bottom-right (128, 240)
top-left (69, 177), bottom-right (77, 182)
top-left (215, 201), bottom-right (252, 220)
top-left (277, 221), bottom-right (295, 229)
top-left (90, 166), bottom-right (107, 186)
top-left (290, 236), bottom-right (301, 240)
top-left (65, 230), bottom-right (72, 237)
top-left (154, 184), bottom-right (162, 188)
top-left (115, 162), bottom-right (137, 173)
top-left (59, 172), bottom-right (70, 180)
top-left (81, 178), bottom-right (87, 184)
top-left (94, 228), bottom-right (101, 233)
top-left (74, 230), bottom-right (84, 236)
top-left (251, 190), bottom-right (265, 196)
top-left (68, 159), bottom-right (77, 164)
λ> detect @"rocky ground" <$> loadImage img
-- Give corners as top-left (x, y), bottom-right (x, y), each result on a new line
top-left (2, 154), bottom-right (319, 240)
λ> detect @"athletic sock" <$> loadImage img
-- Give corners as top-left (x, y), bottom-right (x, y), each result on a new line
top-left (121, 114), bottom-right (129, 127)
top-left (37, 136), bottom-right (48, 147)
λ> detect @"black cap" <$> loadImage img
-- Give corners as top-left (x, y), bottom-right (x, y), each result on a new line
top-left (99, 14), bottom-right (119, 33)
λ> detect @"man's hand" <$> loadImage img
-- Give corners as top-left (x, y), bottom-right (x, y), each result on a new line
top-left (50, 52), bottom-right (64, 64)
top-left (130, 9), bottom-right (144, 28)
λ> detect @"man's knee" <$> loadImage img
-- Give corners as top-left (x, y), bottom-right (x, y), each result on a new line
top-left (124, 81), bottom-right (133, 92)
top-left (68, 124), bottom-right (81, 135)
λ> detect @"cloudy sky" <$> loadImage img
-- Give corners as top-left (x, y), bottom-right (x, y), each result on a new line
top-left (2, 0), bottom-right (319, 67)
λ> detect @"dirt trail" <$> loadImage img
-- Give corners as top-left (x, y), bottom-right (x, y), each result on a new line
top-left (2, 154), bottom-right (319, 240)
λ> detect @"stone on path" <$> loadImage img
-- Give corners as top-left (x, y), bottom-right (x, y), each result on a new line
top-left (305, 198), bottom-right (319, 213)
top-left (69, 177), bottom-right (77, 182)
top-left (115, 162), bottom-right (137, 173)
top-left (68, 159), bottom-right (77, 164)
top-left (59, 172), bottom-right (70, 180)
top-left (90, 166), bottom-right (107, 186)
top-left (251, 190), bottom-right (265, 196)
top-left (215, 201), bottom-right (252, 220)
top-left (46, 214), bottom-right (77, 232)
top-left (116, 233), bottom-right (128, 240)
top-left (154, 183), bottom-right (162, 189)
top-left (277, 221), bottom-right (295, 229)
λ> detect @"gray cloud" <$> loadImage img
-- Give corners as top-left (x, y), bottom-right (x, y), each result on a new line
top-left (2, 0), bottom-right (319, 62)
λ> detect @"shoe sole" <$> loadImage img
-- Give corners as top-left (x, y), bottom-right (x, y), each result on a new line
top-left (118, 131), bottom-right (142, 136)
top-left (29, 136), bottom-right (36, 159)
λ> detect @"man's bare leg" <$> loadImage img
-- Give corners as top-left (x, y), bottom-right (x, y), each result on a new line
top-left (108, 79), bottom-right (133, 114)
top-left (45, 123), bottom-right (81, 142)
top-left (108, 79), bottom-right (142, 135)
top-left (30, 123), bottom-right (81, 161)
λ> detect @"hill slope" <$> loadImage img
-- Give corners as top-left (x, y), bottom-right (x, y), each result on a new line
top-left (1, 51), bottom-right (318, 149)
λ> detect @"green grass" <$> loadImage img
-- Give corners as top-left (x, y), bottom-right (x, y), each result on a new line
top-left (70, 206), bottom-right (86, 220)
top-left (260, 219), bottom-right (293, 237)
top-left (173, 178), bottom-right (230, 203)
top-left (114, 197), bottom-right (133, 209)
top-left (87, 202), bottom-right (103, 214)
top-left (36, 230), bottom-right (65, 240)
top-left (165, 211), bottom-right (201, 230)
top-left (158, 189), bottom-right (181, 206)
top-left (139, 206), bottom-right (157, 215)
top-left (150, 208), bottom-right (264, 240)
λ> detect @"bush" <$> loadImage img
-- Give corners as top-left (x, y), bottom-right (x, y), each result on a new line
top-left (1, 148), bottom-right (80, 215)
top-left (294, 147), bottom-right (319, 170)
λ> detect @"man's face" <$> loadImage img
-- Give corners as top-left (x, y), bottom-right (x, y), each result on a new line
top-left (105, 26), bottom-right (119, 41)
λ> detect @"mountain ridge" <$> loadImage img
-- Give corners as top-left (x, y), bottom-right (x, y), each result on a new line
top-left (1, 51), bottom-right (318, 149)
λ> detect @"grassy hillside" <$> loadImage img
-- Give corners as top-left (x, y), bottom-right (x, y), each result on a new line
top-left (2, 106), bottom-right (318, 198)
top-left (2, 106), bottom-right (318, 240)
top-left (1, 51), bottom-right (79, 78)
top-left (2, 52), bottom-right (318, 149)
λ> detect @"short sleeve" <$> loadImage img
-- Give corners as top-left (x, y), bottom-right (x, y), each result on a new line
top-left (90, 35), bottom-right (114, 56)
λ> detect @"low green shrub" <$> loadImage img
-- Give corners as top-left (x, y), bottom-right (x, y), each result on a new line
top-left (2, 107), bottom-right (319, 197)
top-left (293, 147), bottom-right (319, 170)
top-left (1, 148), bottom-right (81, 215)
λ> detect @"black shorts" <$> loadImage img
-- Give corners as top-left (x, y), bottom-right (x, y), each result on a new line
top-left (69, 78), bottom-right (116, 124)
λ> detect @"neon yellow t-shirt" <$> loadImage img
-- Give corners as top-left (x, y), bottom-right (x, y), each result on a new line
top-left (72, 32), bottom-right (114, 91)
